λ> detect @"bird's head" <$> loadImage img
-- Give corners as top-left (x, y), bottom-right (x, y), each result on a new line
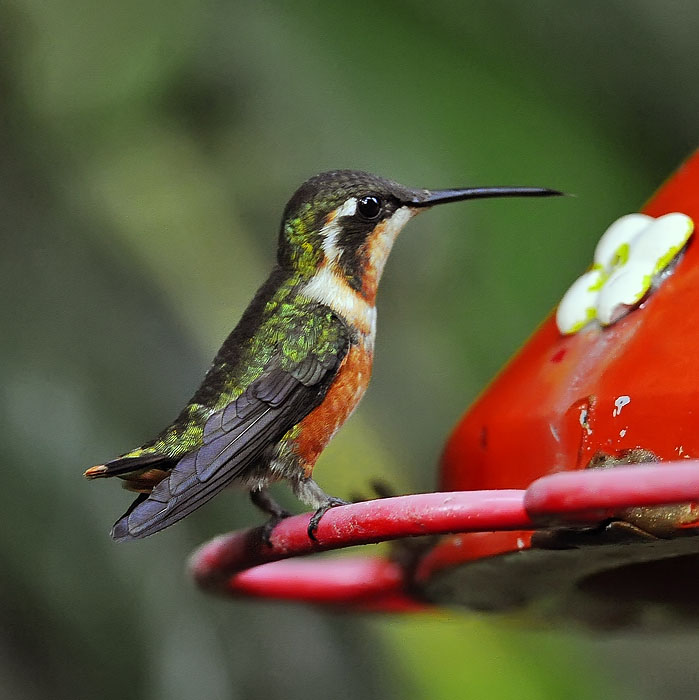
top-left (278, 169), bottom-right (561, 300)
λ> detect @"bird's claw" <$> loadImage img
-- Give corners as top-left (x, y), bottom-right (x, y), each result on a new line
top-left (260, 510), bottom-right (292, 547)
top-left (307, 497), bottom-right (350, 541)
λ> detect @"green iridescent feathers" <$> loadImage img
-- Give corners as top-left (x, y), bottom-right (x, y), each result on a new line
top-left (118, 271), bottom-right (347, 467)
top-left (277, 170), bottom-right (415, 275)
top-left (105, 170), bottom-right (413, 475)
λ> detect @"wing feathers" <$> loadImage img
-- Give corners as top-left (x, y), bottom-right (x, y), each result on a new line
top-left (112, 391), bottom-right (309, 541)
top-left (111, 315), bottom-right (350, 541)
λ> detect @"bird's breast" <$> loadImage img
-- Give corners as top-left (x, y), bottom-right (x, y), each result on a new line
top-left (293, 341), bottom-right (373, 472)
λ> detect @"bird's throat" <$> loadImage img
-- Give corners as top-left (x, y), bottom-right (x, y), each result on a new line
top-left (359, 206), bottom-right (414, 300)
top-left (301, 265), bottom-right (377, 339)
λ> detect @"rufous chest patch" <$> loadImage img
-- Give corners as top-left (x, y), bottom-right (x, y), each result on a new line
top-left (294, 343), bottom-right (373, 471)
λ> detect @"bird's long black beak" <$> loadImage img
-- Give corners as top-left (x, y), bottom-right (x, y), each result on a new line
top-left (408, 186), bottom-right (564, 208)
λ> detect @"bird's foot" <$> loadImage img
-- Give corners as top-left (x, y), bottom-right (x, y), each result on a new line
top-left (307, 497), bottom-right (350, 542)
top-left (260, 511), bottom-right (292, 547)
top-left (250, 488), bottom-right (292, 547)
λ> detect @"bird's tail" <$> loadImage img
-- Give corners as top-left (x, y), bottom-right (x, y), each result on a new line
top-left (84, 453), bottom-right (176, 492)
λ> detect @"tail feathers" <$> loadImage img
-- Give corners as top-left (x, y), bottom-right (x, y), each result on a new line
top-left (84, 453), bottom-right (177, 479)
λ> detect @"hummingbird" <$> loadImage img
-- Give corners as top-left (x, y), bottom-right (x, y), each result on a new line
top-left (85, 170), bottom-right (561, 542)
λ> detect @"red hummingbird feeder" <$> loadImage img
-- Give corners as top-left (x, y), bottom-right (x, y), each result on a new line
top-left (190, 151), bottom-right (699, 627)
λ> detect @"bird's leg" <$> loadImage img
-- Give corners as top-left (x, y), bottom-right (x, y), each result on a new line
top-left (250, 488), bottom-right (291, 546)
top-left (293, 477), bottom-right (350, 541)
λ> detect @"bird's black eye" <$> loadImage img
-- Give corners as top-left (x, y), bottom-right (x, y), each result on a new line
top-left (357, 195), bottom-right (382, 220)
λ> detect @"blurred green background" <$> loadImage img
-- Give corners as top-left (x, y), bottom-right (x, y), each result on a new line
top-left (2, 1), bottom-right (698, 698)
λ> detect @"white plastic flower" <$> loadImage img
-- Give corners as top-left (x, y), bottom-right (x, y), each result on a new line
top-left (556, 212), bottom-right (694, 335)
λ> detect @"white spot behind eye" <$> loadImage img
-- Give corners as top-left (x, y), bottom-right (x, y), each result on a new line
top-left (335, 197), bottom-right (358, 219)
top-left (320, 197), bottom-right (357, 261)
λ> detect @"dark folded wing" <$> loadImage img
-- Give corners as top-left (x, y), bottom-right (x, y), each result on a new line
top-left (111, 333), bottom-right (349, 541)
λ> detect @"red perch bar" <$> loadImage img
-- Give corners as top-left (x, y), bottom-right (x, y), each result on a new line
top-left (190, 461), bottom-right (699, 607)
top-left (190, 151), bottom-right (699, 620)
